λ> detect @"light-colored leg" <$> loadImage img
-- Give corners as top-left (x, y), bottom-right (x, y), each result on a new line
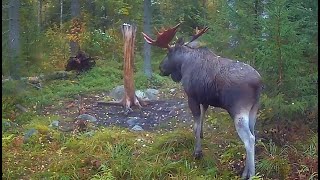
top-left (234, 111), bottom-right (255, 179)
top-left (242, 102), bottom-right (259, 178)
top-left (249, 102), bottom-right (259, 137)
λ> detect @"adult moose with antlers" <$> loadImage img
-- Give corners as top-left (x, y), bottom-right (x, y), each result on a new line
top-left (142, 23), bottom-right (262, 179)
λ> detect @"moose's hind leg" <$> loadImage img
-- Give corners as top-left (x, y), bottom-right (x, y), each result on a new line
top-left (233, 111), bottom-right (255, 179)
top-left (249, 101), bottom-right (259, 137)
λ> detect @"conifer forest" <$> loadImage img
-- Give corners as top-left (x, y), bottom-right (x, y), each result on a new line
top-left (2, 0), bottom-right (318, 179)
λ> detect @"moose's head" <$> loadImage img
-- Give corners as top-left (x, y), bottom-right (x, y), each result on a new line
top-left (142, 23), bottom-right (209, 82)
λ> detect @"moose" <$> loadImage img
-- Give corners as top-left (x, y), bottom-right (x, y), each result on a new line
top-left (142, 23), bottom-right (262, 179)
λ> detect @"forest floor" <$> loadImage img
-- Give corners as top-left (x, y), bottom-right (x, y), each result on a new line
top-left (41, 90), bottom-right (193, 132)
top-left (40, 87), bottom-right (228, 133)
top-left (2, 65), bottom-right (318, 179)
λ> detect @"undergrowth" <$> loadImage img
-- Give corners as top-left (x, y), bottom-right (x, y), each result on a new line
top-left (2, 50), bottom-right (318, 180)
top-left (3, 109), bottom-right (317, 180)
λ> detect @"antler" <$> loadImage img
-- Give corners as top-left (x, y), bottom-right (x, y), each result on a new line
top-left (142, 23), bottom-right (181, 49)
top-left (185, 26), bottom-right (209, 45)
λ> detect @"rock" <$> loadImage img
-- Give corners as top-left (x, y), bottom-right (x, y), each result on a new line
top-left (169, 88), bottom-right (176, 93)
top-left (127, 117), bottom-right (140, 127)
top-left (109, 85), bottom-right (124, 101)
top-left (77, 114), bottom-right (97, 122)
top-left (132, 125), bottom-right (143, 131)
top-left (2, 120), bottom-right (12, 132)
top-left (49, 120), bottom-right (60, 128)
top-left (2, 121), bottom-right (11, 127)
top-left (23, 128), bottom-right (38, 143)
top-left (145, 89), bottom-right (159, 100)
top-left (109, 85), bottom-right (157, 100)
top-left (135, 90), bottom-right (146, 99)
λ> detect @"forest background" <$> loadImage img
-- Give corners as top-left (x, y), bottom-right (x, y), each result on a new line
top-left (2, 0), bottom-right (318, 179)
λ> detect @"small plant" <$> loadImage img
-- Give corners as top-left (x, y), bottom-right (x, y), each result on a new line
top-left (91, 164), bottom-right (115, 180)
top-left (303, 134), bottom-right (318, 158)
top-left (152, 130), bottom-right (194, 154)
top-left (257, 140), bottom-right (291, 179)
top-left (250, 173), bottom-right (263, 180)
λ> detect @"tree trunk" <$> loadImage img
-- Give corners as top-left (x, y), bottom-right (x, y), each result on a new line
top-left (97, 24), bottom-right (147, 113)
top-left (38, 0), bottom-right (42, 31)
top-left (87, 0), bottom-right (95, 17)
top-left (143, 0), bottom-right (152, 78)
top-left (8, 0), bottom-right (20, 79)
top-left (121, 24), bottom-right (144, 112)
top-left (70, 0), bottom-right (80, 57)
top-left (60, 0), bottom-right (63, 29)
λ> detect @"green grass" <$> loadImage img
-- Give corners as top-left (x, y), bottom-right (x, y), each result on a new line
top-left (1, 125), bottom-right (226, 179)
top-left (3, 112), bottom-right (317, 180)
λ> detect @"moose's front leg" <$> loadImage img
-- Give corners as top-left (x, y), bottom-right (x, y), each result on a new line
top-left (188, 97), bottom-right (202, 159)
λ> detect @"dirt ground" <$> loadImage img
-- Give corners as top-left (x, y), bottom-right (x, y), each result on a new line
top-left (41, 88), bottom-right (207, 132)
top-left (41, 87), bottom-right (315, 146)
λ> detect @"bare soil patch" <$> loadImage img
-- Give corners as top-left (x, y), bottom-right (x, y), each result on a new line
top-left (41, 89), bottom-right (200, 132)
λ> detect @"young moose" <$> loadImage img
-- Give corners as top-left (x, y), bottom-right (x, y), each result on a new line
top-left (142, 23), bottom-right (262, 179)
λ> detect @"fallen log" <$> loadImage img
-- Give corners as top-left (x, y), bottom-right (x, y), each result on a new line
top-left (2, 71), bottom-right (75, 83)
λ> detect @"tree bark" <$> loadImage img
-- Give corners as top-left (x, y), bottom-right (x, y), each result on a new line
top-left (8, 0), bottom-right (20, 79)
top-left (60, 0), bottom-right (63, 29)
top-left (38, 0), bottom-right (42, 31)
top-left (121, 24), bottom-right (144, 112)
top-left (98, 24), bottom-right (147, 114)
top-left (143, 0), bottom-right (152, 78)
top-left (70, 0), bottom-right (80, 57)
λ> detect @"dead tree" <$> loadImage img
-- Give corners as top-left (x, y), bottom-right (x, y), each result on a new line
top-left (121, 24), bottom-right (144, 111)
top-left (98, 23), bottom-right (146, 114)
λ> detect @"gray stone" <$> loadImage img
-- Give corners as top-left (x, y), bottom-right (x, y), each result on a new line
top-left (77, 114), bottom-right (97, 122)
top-left (2, 120), bottom-right (12, 131)
top-left (135, 90), bottom-right (146, 99)
top-left (24, 128), bottom-right (38, 143)
top-left (127, 117), bottom-right (139, 127)
top-left (169, 88), bottom-right (176, 93)
top-left (132, 125), bottom-right (143, 131)
top-left (2, 121), bottom-right (11, 127)
top-left (145, 89), bottom-right (159, 100)
top-left (49, 120), bottom-right (60, 128)
top-left (109, 85), bottom-right (124, 101)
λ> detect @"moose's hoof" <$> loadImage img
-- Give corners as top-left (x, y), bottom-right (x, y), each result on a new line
top-left (193, 151), bottom-right (203, 159)
top-left (241, 171), bottom-right (254, 180)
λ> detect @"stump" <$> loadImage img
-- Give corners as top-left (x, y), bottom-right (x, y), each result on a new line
top-left (98, 23), bottom-right (146, 114)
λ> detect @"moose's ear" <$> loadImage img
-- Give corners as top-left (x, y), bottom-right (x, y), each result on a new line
top-left (176, 38), bottom-right (184, 46)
